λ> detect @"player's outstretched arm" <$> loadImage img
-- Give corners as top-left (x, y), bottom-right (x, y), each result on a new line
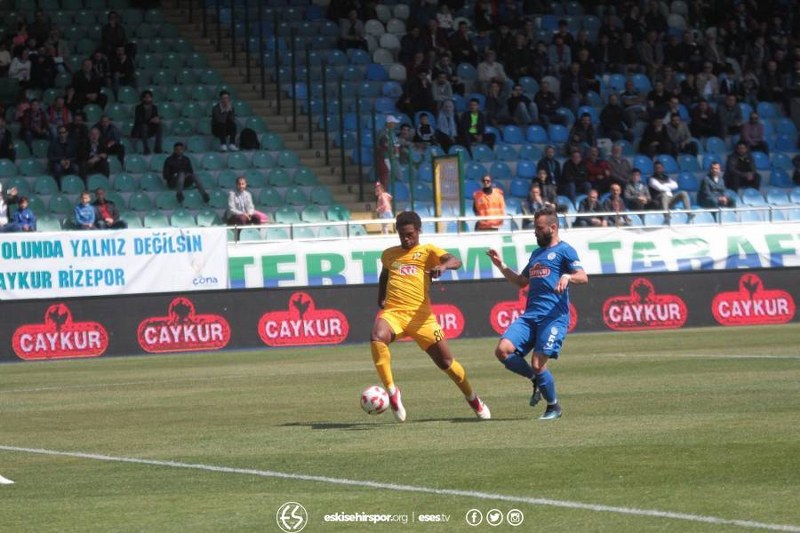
top-left (430, 253), bottom-right (462, 279)
top-left (486, 249), bottom-right (529, 288)
top-left (554, 269), bottom-right (588, 294)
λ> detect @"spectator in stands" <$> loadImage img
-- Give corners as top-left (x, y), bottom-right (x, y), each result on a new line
top-left (74, 190), bottom-right (96, 230)
top-left (740, 71), bottom-right (760, 109)
top-left (72, 59), bottom-right (107, 110)
top-left (560, 149), bottom-right (588, 202)
top-left (8, 48), bottom-right (31, 85)
top-left (403, 68), bottom-right (435, 117)
top-left (639, 117), bottom-right (673, 158)
top-left (376, 115), bottom-right (400, 185)
top-left (91, 49), bottom-right (111, 90)
top-left (593, 32), bottom-right (619, 74)
top-left (28, 10), bottom-right (51, 48)
top-left (696, 62), bottom-right (719, 101)
top-left (662, 96), bottom-right (683, 123)
top-left (638, 30), bottom-right (663, 79)
top-left (740, 112), bottom-right (769, 154)
top-left (44, 29), bottom-right (70, 73)
top-left (432, 52), bottom-right (464, 95)
top-left (534, 167), bottom-right (558, 206)
top-left (507, 83), bottom-right (537, 126)
top-left (759, 60), bottom-right (785, 107)
top-left (338, 9), bottom-right (367, 51)
top-left (211, 90), bottom-right (238, 152)
top-left (414, 112), bottom-right (436, 146)
top-left (423, 18), bottom-right (450, 57)
top-left (648, 161), bottom-right (692, 221)
top-left (618, 32), bottom-right (642, 75)
top-left (47, 126), bottom-right (79, 188)
top-left (131, 89), bottom-right (162, 155)
top-left (431, 71), bottom-right (454, 110)
top-left (435, 99), bottom-right (458, 153)
top-left (534, 79), bottom-right (564, 128)
top-left (484, 80), bottom-right (510, 128)
top-left (600, 94), bottom-right (632, 142)
top-left (436, 5), bottom-right (455, 33)
top-left (620, 79), bottom-right (647, 127)
top-left (474, 0), bottom-right (497, 33)
top-left (560, 62), bottom-right (588, 115)
top-left (624, 168), bottom-right (658, 211)
top-left (698, 162), bottom-right (737, 209)
top-left (575, 189), bottom-right (607, 227)
top-left (95, 114), bottom-right (125, 166)
top-left (3, 196), bottom-right (36, 232)
top-left (375, 182), bottom-right (393, 235)
top-left (0, 41), bottom-right (11, 76)
top-left (689, 98), bottom-right (719, 139)
top-left (603, 183), bottom-right (631, 226)
top-left (226, 176), bottom-right (267, 227)
top-left (19, 98), bottom-right (49, 152)
top-left (548, 34), bottom-right (572, 76)
top-left (567, 113), bottom-right (596, 155)
top-left (458, 97), bottom-right (495, 151)
top-left (537, 146), bottom-right (562, 188)
top-left (47, 96), bottom-right (72, 140)
top-left (67, 111), bottom-right (89, 150)
top-left (110, 44), bottom-right (136, 99)
top-left (666, 114), bottom-right (698, 156)
top-left (0, 118), bottom-right (16, 162)
top-left (584, 146), bottom-right (612, 195)
top-left (449, 21), bottom-right (478, 67)
top-left (162, 142), bottom-right (210, 205)
top-left (64, 85), bottom-right (82, 114)
top-left (92, 187), bottom-right (127, 229)
top-left (647, 81), bottom-right (671, 120)
top-left (523, 182), bottom-right (548, 229)
top-left (607, 144), bottom-right (632, 187)
top-left (472, 174), bottom-right (506, 231)
top-left (718, 94), bottom-right (743, 137)
top-left (101, 11), bottom-right (129, 57)
top-left (29, 45), bottom-right (57, 91)
top-left (476, 50), bottom-right (508, 93)
top-left (725, 141), bottom-right (761, 191)
top-left (505, 34), bottom-right (533, 81)
top-left (717, 65), bottom-right (739, 101)
top-left (0, 183), bottom-right (19, 231)
top-left (78, 127), bottom-right (110, 182)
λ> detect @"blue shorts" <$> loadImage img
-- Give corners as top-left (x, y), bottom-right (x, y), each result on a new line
top-left (501, 315), bottom-right (569, 359)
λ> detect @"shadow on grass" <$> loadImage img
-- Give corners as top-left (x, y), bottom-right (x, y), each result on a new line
top-left (282, 416), bottom-right (528, 430)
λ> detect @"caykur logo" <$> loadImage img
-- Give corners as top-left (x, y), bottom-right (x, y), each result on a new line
top-left (490, 288), bottom-right (577, 334)
top-left (397, 303), bottom-right (466, 341)
top-left (712, 274), bottom-right (795, 326)
top-left (258, 292), bottom-right (349, 346)
top-left (137, 297), bottom-right (231, 353)
top-left (12, 303), bottom-right (109, 360)
top-left (603, 278), bottom-right (687, 331)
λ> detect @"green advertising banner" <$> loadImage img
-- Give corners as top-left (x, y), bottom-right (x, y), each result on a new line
top-left (228, 224), bottom-right (800, 288)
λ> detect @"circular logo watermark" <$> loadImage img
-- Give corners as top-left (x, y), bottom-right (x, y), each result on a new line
top-left (276, 502), bottom-right (308, 532)
top-left (506, 509), bottom-right (525, 526)
top-left (465, 509), bottom-right (483, 526)
top-left (486, 508), bottom-right (504, 526)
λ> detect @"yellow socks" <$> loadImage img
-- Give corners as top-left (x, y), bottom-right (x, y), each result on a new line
top-left (444, 359), bottom-right (474, 398)
top-left (371, 341), bottom-right (394, 391)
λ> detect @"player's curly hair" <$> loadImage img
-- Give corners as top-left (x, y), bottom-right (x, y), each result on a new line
top-left (395, 211), bottom-right (421, 230)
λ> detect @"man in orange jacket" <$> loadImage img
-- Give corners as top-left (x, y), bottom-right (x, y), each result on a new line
top-left (472, 174), bottom-right (506, 231)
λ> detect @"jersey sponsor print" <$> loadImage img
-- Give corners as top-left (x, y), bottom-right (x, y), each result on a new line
top-left (603, 278), bottom-right (688, 331)
top-left (137, 297), bottom-right (231, 353)
top-left (258, 292), bottom-right (349, 346)
top-left (12, 303), bottom-right (109, 360)
top-left (712, 274), bottom-right (795, 326)
top-left (490, 287), bottom-right (578, 334)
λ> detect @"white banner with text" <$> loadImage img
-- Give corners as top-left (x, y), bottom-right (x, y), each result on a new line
top-left (1, 227), bottom-right (229, 300)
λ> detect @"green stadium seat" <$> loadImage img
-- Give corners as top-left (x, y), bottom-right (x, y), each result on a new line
top-left (61, 175), bottom-right (85, 194)
top-left (112, 173), bottom-right (138, 192)
top-left (292, 167), bottom-right (318, 186)
top-left (171, 119), bottom-right (195, 136)
top-left (264, 227), bottom-right (290, 240)
top-left (260, 132), bottom-right (283, 151)
top-left (326, 204), bottom-right (351, 221)
top-left (293, 227), bottom-right (317, 239)
top-left (117, 86), bottom-right (139, 104)
top-left (170, 209), bottom-right (196, 228)
top-left (27, 196), bottom-right (46, 215)
top-left (6, 177), bottom-right (31, 196)
top-left (83, 104), bottom-right (103, 124)
top-left (155, 191), bottom-right (180, 210)
top-left (318, 225), bottom-right (345, 238)
top-left (200, 70), bottom-right (222, 85)
top-left (144, 210), bottom-right (170, 227)
top-left (172, 39), bottom-right (192, 54)
top-left (34, 175), bottom-right (59, 195)
top-left (237, 228), bottom-right (262, 241)
top-left (245, 117), bottom-right (269, 134)
top-left (207, 190), bottom-right (227, 209)
top-left (37, 214), bottom-right (63, 232)
top-left (32, 139), bottom-right (50, 159)
top-left (164, 86), bottom-right (187, 103)
top-left (148, 153), bottom-right (169, 172)
top-left (49, 194), bottom-right (74, 215)
top-left (190, 85), bottom-right (213, 102)
top-left (0, 159), bottom-right (18, 177)
top-left (185, 53), bottom-right (207, 68)
top-left (268, 168), bottom-right (291, 187)
top-left (105, 191), bottom-right (126, 208)
top-left (195, 208), bottom-right (222, 226)
top-left (301, 205), bottom-right (327, 223)
top-left (252, 151), bottom-right (275, 169)
top-left (217, 172), bottom-right (237, 190)
top-left (125, 154), bottom-right (148, 173)
top-left (274, 206), bottom-right (300, 224)
top-left (12, 142), bottom-right (30, 159)
top-left (202, 153), bottom-right (224, 171)
top-left (161, 53), bottom-right (184, 70)
top-left (310, 186), bottom-right (333, 205)
top-left (182, 189), bottom-right (205, 209)
top-left (226, 152), bottom-right (250, 170)
top-left (106, 103), bottom-right (130, 122)
top-left (187, 136), bottom-right (209, 153)
top-left (277, 150), bottom-right (300, 168)
top-left (284, 187), bottom-right (308, 206)
top-left (17, 158), bottom-right (46, 176)
top-left (139, 172), bottom-right (166, 191)
top-left (180, 102), bottom-right (205, 119)
top-left (129, 192), bottom-right (154, 211)
top-left (125, 215), bottom-right (144, 228)
top-left (350, 224), bottom-right (367, 236)
top-left (159, 102), bottom-right (179, 119)
top-left (243, 169), bottom-right (267, 188)
top-left (258, 187), bottom-right (282, 208)
top-left (87, 174), bottom-right (111, 191)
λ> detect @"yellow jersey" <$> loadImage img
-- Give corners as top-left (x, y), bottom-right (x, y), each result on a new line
top-left (381, 243), bottom-right (448, 313)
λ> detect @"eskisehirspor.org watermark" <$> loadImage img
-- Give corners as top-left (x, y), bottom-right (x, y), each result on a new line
top-left (323, 512), bottom-right (416, 524)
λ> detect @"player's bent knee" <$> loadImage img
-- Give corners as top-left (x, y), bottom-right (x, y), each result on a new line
top-left (494, 339), bottom-right (515, 361)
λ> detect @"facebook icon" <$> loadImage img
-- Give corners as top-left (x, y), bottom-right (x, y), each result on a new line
top-left (465, 509), bottom-right (483, 526)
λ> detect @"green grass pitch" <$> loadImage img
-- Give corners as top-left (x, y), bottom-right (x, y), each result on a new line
top-left (2, 325), bottom-right (800, 532)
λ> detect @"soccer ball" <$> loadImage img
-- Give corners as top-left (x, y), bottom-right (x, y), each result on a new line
top-left (360, 385), bottom-right (389, 415)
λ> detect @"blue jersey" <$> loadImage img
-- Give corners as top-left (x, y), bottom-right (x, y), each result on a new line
top-left (520, 241), bottom-right (583, 320)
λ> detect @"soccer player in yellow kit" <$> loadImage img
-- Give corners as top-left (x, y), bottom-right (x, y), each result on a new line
top-left (370, 211), bottom-right (490, 421)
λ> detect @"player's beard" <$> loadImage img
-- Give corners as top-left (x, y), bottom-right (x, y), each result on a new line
top-left (536, 231), bottom-right (553, 247)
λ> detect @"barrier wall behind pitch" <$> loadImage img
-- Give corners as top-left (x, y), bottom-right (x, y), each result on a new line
top-left (1, 268), bottom-right (797, 362)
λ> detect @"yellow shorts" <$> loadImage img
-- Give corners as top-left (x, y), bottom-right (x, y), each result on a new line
top-left (379, 309), bottom-right (444, 350)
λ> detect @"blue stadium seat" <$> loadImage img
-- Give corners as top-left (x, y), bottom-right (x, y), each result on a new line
top-left (656, 154), bottom-right (680, 174)
top-left (495, 144), bottom-right (518, 161)
top-left (516, 160), bottom-right (536, 179)
top-left (677, 172), bottom-right (699, 192)
top-left (502, 125), bottom-right (525, 144)
top-left (633, 155), bottom-right (654, 175)
top-left (490, 161), bottom-right (512, 180)
top-left (526, 125), bottom-right (549, 144)
top-left (752, 151), bottom-right (770, 171)
top-left (519, 144), bottom-right (543, 161)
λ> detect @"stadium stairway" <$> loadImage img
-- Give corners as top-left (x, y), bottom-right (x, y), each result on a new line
top-left (159, 2), bottom-right (376, 226)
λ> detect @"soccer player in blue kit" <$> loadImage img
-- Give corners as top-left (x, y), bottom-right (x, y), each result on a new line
top-left (487, 206), bottom-right (588, 420)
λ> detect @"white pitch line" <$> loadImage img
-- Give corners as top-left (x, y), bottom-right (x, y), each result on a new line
top-left (0, 474), bottom-right (14, 485)
top-left (1, 445), bottom-right (799, 532)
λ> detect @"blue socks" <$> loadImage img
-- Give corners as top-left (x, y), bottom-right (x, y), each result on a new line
top-left (502, 355), bottom-right (534, 379)
top-left (535, 369), bottom-right (557, 404)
